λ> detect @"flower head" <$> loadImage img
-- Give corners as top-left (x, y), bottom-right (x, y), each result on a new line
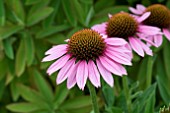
top-left (129, 4), bottom-right (170, 45)
top-left (42, 29), bottom-right (132, 90)
top-left (92, 12), bottom-right (162, 57)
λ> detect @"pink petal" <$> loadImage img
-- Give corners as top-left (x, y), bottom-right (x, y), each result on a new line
top-left (136, 4), bottom-right (146, 12)
top-left (56, 58), bottom-right (75, 84)
top-left (138, 25), bottom-right (161, 35)
top-left (45, 44), bottom-right (67, 55)
top-left (108, 13), bottom-right (112, 18)
top-left (47, 54), bottom-right (70, 75)
top-left (137, 40), bottom-right (153, 56)
top-left (67, 63), bottom-right (78, 89)
top-left (107, 45), bottom-right (131, 53)
top-left (137, 33), bottom-right (157, 47)
top-left (154, 34), bottom-right (163, 47)
top-left (129, 7), bottom-right (143, 15)
top-left (88, 60), bottom-right (101, 88)
top-left (91, 23), bottom-right (107, 34)
top-left (99, 56), bottom-right (123, 76)
top-left (129, 37), bottom-right (144, 57)
top-left (76, 61), bottom-right (88, 90)
top-left (96, 59), bottom-right (114, 87)
top-left (105, 49), bottom-right (132, 65)
top-left (163, 28), bottom-right (170, 41)
top-left (137, 12), bottom-right (150, 23)
top-left (42, 50), bottom-right (67, 62)
top-left (105, 38), bottom-right (127, 46)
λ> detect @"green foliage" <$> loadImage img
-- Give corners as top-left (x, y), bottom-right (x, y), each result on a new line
top-left (0, 0), bottom-right (170, 113)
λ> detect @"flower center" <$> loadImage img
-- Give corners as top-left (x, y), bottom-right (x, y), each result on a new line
top-left (68, 29), bottom-right (106, 61)
top-left (106, 13), bottom-right (138, 38)
top-left (144, 4), bottom-right (170, 28)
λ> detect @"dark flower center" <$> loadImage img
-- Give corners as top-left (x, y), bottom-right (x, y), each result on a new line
top-left (68, 29), bottom-right (106, 61)
top-left (144, 4), bottom-right (170, 28)
top-left (106, 12), bottom-right (138, 38)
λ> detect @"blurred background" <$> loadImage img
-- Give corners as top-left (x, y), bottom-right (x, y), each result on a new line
top-left (0, 0), bottom-right (170, 113)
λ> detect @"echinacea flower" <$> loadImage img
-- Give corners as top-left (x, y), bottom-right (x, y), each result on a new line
top-left (42, 29), bottom-right (132, 90)
top-left (129, 4), bottom-right (170, 46)
top-left (92, 12), bottom-right (162, 57)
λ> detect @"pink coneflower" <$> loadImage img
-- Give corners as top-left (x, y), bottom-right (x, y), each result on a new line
top-left (42, 29), bottom-right (132, 90)
top-left (129, 4), bottom-right (170, 46)
top-left (92, 12), bottom-right (162, 57)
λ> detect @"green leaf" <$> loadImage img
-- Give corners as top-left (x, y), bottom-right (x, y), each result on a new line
top-left (23, 32), bottom-right (35, 66)
top-left (60, 96), bottom-right (92, 109)
top-left (163, 42), bottom-right (170, 80)
top-left (46, 33), bottom-right (66, 44)
top-left (3, 39), bottom-right (14, 59)
top-left (5, 0), bottom-right (25, 24)
top-left (62, 0), bottom-right (77, 26)
top-left (54, 84), bottom-right (69, 109)
top-left (43, 0), bottom-right (61, 27)
top-left (36, 24), bottom-right (71, 38)
top-left (0, 0), bottom-right (5, 26)
top-left (6, 103), bottom-right (42, 112)
top-left (0, 24), bottom-right (23, 40)
top-left (32, 69), bottom-right (53, 102)
top-left (27, 7), bottom-right (53, 26)
top-left (25, 0), bottom-right (41, 5)
top-left (102, 84), bottom-right (115, 107)
top-left (156, 57), bottom-right (170, 105)
top-left (132, 84), bottom-right (156, 113)
top-left (10, 81), bottom-right (20, 101)
top-left (15, 38), bottom-right (26, 77)
top-left (0, 78), bottom-right (5, 100)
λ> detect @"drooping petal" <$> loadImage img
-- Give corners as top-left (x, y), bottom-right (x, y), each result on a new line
top-left (99, 56), bottom-right (123, 76)
top-left (76, 61), bottom-right (88, 90)
top-left (105, 49), bottom-right (132, 65)
top-left (137, 39), bottom-right (153, 56)
top-left (107, 45), bottom-right (131, 53)
top-left (129, 37), bottom-right (144, 57)
top-left (138, 25), bottom-right (161, 35)
top-left (105, 38), bottom-right (127, 46)
top-left (92, 23), bottom-right (107, 34)
top-left (129, 7), bottom-right (143, 15)
top-left (137, 12), bottom-right (150, 23)
top-left (154, 34), bottom-right (163, 47)
top-left (47, 54), bottom-right (70, 75)
top-left (96, 59), bottom-right (114, 87)
top-left (88, 60), bottom-right (101, 88)
top-left (45, 44), bottom-right (67, 55)
top-left (67, 63), bottom-right (78, 89)
top-left (136, 4), bottom-right (146, 12)
top-left (163, 28), bottom-right (170, 41)
top-left (56, 58), bottom-right (75, 84)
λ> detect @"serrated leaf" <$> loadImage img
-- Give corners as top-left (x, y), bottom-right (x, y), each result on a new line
top-left (3, 39), bottom-right (14, 59)
top-left (62, 0), bottom-right (77, 26)
top-left (27, 7), bottom-right (53, 26)
top-left (0, 24), bottom-right (23, 40)
top-left (0, 0), bottom-right (5, 26)
top-left (36, 24), bottom-right (70, 38)
top-left (5, 0), bottom-right (25, 24)
top-left (15, 38), bottom-right (26, 77)
top-left (60, 96), bottom-right (92, 109)
top-left (6, 103), bottom-right (42, 112)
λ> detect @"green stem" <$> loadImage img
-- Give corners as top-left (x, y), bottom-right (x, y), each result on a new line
top-left (146, 56), bottom-right (153, 88)
top-left (87, 82), bottom-right (100, 113)
top-left (123, 76), bottom-right (132, 113)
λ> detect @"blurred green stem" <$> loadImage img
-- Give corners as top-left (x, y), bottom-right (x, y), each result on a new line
top-left (123, 76), bottom-right (132, 113)
top-left (146, 56), bottom-right (153, 88)
top-left (87, 82), bottom-right (100, 113)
